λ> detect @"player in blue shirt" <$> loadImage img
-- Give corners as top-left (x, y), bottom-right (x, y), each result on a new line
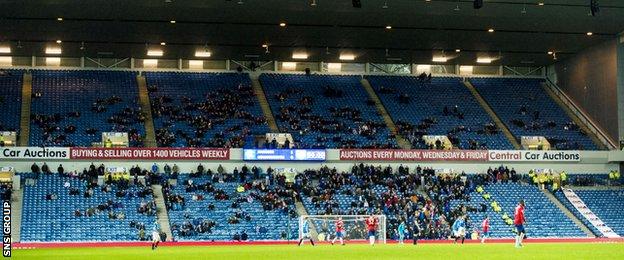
top-left (452, 215), bottom-right (467, 244)
top-left (151, 221), bottom-right (161, 250)
top-left (397, 220), bottom-right (407, 244)
top-left (298, 219), bottom-right (315, 246)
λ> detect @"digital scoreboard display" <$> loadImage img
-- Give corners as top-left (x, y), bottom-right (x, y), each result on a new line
top-left (243, 149), bottom-right (326, 161)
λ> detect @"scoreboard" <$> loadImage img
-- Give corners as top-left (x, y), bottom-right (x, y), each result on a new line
top-left (243, 149), bottom-right (326, 161)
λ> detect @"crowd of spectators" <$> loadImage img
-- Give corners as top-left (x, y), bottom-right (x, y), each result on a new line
top-left (150, 84), bottom-right (266, 147)
top-left (24, 161), bottom-right (613, 241)
top-left (296, 164), bottom-right (458, 240)
top-left (30, 94), bottom-right (144, 146)
top-left (296, 164), bottom-right (526, 240)
top-left (396, 115), bottom-right (499, 150)
top-left (272, 85), bottom-right (396, 149)
top-left (25, 161), bottom-right (159, 240)
top-left (175, 218), bottom-right (217, 237)
top-left (512, 105), bottom-right (588, 150)
top-left (161, 164), bottom-right (298, 239)
top-left (396, 119), bottom-right (436, 149)
top-left (372, 75), bottom-right (507, 150)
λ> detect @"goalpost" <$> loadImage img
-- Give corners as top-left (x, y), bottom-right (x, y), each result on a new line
top-left (299, 215), bottom-right (387, 244)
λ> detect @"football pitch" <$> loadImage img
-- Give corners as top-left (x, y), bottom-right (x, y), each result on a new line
top-left (12, 242), bottom-right (624, 260)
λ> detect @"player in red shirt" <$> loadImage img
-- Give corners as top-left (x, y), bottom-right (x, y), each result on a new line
top-left (514, 199), bottom-right (526, 248)
top-left (365, 215), bottom-right (378, 245)
top-left (481, 215), bottom-right (490, 243)
top-left (331, 217), bottom-right (346, 245)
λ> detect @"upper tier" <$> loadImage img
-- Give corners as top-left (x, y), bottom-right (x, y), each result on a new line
top-left (0, 70), bottom-right (603, 150)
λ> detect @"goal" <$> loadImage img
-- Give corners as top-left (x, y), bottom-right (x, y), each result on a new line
top-left (298, 215), bottom-right (387, 244)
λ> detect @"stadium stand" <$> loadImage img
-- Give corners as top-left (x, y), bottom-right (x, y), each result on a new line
top-left (299, 165), bottom-right (459, 240)
top-left (366, 76), bottom-right (513, 150)
top-left (553, 190), bottom-right (602, 237)
top-left (259, 73), bottom-right (397, 148)
top-left (29, 70), bottom-right (145, 147)
top-left (572, 190), bottom-right (624, 236)
top-left (3, 1), bottom-right (624, 258)
top-left (162, 170), bottom-right (298, 241)
top-left (0, 183), bottom-right (11, 201)
top-left (452, 181), bottom-right (586, 238)
top-left (0, 69), bottom-right (24, 132)
top-left (20, 173), bottom-right (156, 241)
top-left (469, 78), bottom-right (598, 150)
top-left (145, 72), bottom-right (269, 148)
top-left (14, 161), bottom-right (618, 243)
top-left (566, 173), bottom-right (611, 186)
top-left (297, 164), bottom-right (601, 240)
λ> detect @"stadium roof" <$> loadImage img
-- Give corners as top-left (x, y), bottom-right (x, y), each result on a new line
top-left (1, 0), bottom-right (623, 66)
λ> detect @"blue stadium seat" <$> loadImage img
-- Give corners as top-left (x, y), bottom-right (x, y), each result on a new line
top-left (260, 73), bottom-right (396, 148)
top-left (0, 69), bottom-right (24, 132)
top-left (167, 175), bottom-right (298, 241)
top-left (553, 190), bottom-right (602, 236)
top-left (366, 75), bottom-right (513, 150)
top-left (470, 78), bottom-right (598, 150)
top-left (573, 189), bottom-right (624, 236)
top-left (29, 70), bottom-right (144, 147)
top-left (20, 174), bottom-right (156, 242)
top-left (450, 182), bottom-right (586, 238)
top-left (145, 72), bottom-right (269, 147)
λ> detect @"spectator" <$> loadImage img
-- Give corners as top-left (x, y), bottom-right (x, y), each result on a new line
top-left (57, 164), bottom-right (65, 176)
top-left (42, 163), bottom-right (51, 174)
top-left (31, 163), bottom-right (40, 174)
top-left (139, 228), bottom-right (145, 241)
top-left (197, 164), bottom-right (205, 176)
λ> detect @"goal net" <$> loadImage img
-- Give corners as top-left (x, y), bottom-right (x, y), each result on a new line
top-left (299, 215), bottom-right (387, 244)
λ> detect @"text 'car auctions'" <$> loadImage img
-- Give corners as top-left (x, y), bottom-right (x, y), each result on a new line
top-left (0, 147), bottom-right (69, 160)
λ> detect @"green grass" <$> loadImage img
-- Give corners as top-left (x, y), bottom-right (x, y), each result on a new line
top-left (13, 242), bottom-right (624, 260)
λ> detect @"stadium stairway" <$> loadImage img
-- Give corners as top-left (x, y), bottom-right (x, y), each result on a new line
top-left (151, 184), bottom-right (173, 241)
top-left (137, 75), bottom-right (157, 147)
top-left (251, 72), bottom-right (279, 133)
top-left (359, 78), bottom-right (411, 149)
top-left (463, 80), bottom-right (521, 149)
top-left (541, 82), bottom-right (608, 150)
top-left (541, 189), bottom-right (594, 237)
top-left (10, 188), bottom-right (24, 242)
top-left (18, 72), bottom-right (32, 146)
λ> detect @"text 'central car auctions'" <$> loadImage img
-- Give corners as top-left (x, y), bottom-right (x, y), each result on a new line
top-left (243, 149), bottom-right (326, 161)
top-left (488, 150), bottom-right (581, 162)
